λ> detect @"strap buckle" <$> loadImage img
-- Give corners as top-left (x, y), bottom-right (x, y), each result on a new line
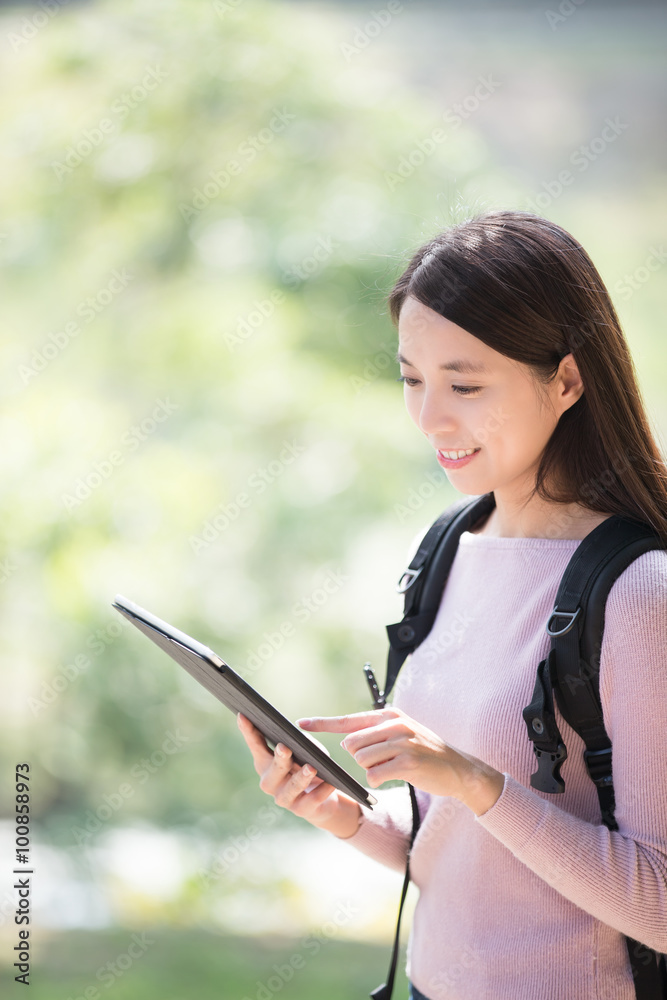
top-left (396, 566), bottom-right (422, 594)
top-left (583, 747), bottom-right (613, 788)
top-left (546, 606), bottom-right (581, 637)
top-left (530, 742), bottom-right (568, 794)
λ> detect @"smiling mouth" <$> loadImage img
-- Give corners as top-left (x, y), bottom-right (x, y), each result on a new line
top-left (437, 448), bottom-right (481, 461)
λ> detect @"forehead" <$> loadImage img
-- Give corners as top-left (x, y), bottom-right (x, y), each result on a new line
top-left (397, 295), bottom-right (527, 378)
top-left (397, 296), bottom-right (491, 364)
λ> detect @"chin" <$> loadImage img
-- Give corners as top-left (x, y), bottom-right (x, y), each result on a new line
top-left (446, 472), bottom-right (493, 495)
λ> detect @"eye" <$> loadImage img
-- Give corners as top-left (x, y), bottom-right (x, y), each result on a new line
top-left (396, 376), bottom-right (482, 395)
top-left (452, 385), bottom-right (482, 395)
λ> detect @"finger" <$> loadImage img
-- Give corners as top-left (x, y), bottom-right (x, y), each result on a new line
top-left (258, 743), bottom-right (300, 795)
top-left (341, 720), bottom-right (410, 755)
top-left (273, 763), bottom-right (319, 809)
top-left (291, 780), bottom-right (337, 815)
top-left (237, 714), bottom-right (275, 768)
top-left (364, 757), bottom-right (408, 788)
top-left (297, 709), bottom-right (397, 733)
top-left (238, 715), bottom-right (297, 779)
top-left (350, 741), bottom-right (400, 771)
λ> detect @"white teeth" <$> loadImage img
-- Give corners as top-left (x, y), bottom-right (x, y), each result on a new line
top-left (442, 448), bottom-right (478, 460)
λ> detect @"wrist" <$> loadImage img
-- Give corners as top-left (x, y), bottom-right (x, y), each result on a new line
top-left (453, 758), bottom-right (505, 817)
top-left (319, 797), bottom-right (363, 839)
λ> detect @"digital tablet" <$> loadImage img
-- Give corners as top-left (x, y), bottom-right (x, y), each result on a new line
top-left (112, 595), bottom-right (377, 809)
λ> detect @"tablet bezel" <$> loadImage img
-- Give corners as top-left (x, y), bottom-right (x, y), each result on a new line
top-left (112, 594), bottom-right (377, 809)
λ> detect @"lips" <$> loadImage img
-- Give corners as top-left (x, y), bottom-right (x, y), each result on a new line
top-left (436, 447), bottom-right (481, 469)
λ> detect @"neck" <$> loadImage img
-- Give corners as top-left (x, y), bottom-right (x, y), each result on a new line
top-left (476, 489), bottom-right (610, 541)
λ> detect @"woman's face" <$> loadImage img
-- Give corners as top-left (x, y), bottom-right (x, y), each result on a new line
top-left (397, 295), bottom-right (583, 499)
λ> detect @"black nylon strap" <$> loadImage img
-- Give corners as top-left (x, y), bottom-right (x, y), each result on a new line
top-left (626, 939), bottom-right (666, 997)
top-left (383, 493), bottom-right (495, 703)
top-left (369, 783), bottom-right (421, 1000)
top-left (545, 515), bottom-right (666, 999)
top-left (549, 517), bottom-right (661, 747)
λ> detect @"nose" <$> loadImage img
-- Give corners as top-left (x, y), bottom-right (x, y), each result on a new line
top-left (416, 387), bottom-right (457, 437)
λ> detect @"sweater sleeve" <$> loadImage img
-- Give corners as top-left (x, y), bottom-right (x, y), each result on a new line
top-left (474, 549), bottom-right (667, 953)
top-left (336, 783), bottom-right (432, 875)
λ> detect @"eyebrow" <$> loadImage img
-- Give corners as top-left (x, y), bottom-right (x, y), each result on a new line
top-left (395, 352), bottom-right (490, 374)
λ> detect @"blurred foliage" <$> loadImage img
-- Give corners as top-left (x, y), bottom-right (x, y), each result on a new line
top-left (0, 0), bottom-right (665, 918)
top-left (0, 927), bottom-right (410, 999)
top-left (1, 0), bottom-right (486, 846)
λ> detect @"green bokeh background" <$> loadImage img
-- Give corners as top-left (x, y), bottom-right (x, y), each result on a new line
top-left (1, 0), bottom-right (666, 997)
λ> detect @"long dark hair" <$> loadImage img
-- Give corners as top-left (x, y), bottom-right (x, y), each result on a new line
top-left (387, 210), bottom-right (667, 545)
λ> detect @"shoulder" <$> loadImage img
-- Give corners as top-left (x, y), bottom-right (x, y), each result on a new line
top-left (600, 547), bottom-right (667, 708)
top-left (605, 547), bottom-right (667, 623)
top-left (597, 547), bottom-right (667, 774)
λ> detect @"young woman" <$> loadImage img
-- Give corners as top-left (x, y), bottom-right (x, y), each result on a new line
top-left (237, 210), bottom-right (667, 999)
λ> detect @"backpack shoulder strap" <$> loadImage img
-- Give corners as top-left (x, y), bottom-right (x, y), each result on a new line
top-left (548, 517), bottom-right (661, 801)
top-left (523, 514), bottom-right (663, 800)
top-left (554, 516), bottom-right (666, 999)
top-left (382, 491), bottom-right (496, 704)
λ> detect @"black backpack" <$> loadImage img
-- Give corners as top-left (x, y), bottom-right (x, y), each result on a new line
top-left (369, 491), bottom-right (667, 1000)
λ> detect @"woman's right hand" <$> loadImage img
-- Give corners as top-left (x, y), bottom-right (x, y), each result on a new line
top-left (236, 713), bottom-right (362, 839)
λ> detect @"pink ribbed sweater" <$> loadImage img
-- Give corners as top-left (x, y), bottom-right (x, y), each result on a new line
top-left (342, 529), bottom-right (667, 1000)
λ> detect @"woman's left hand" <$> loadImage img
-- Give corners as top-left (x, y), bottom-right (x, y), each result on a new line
top-left (297, 706), bottom-right (505, 816)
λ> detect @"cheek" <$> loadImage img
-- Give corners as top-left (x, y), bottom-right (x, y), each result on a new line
top-left (404, 388), bottom-right (421, 427)
top-left (485, 391), bottom-right (555, 463)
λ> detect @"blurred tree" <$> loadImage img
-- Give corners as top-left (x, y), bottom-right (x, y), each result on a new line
top-left (0, 0), bottom-right (489, 842)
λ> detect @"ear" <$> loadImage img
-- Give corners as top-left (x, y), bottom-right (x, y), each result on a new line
top-left (556, 352), bottom-right (584, 411)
